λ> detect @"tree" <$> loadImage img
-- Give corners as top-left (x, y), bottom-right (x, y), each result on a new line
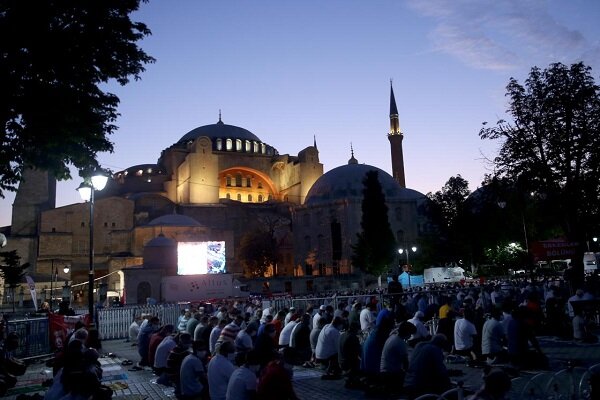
top-left (426, 175), bottom-right (471, 265)
top-left (351, 170), bottom-right (397, 276)
top-left (480, 62), bottom-right (600, 284)
top-left (0, 0), bottom-right (154, 195)
top-left (239, 229), bottom-right (278, 278)
top-left (0, 250), bottom-right (29, 311)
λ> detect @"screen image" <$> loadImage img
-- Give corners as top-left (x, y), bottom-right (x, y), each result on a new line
top-left (177, 241), bottom-right (226, 275)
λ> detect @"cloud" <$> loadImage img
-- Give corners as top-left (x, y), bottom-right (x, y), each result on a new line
top-left (407, 0), bottom-right (600, 71)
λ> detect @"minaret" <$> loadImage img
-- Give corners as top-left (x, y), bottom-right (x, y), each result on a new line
top-left (388, 81), bottom-right (406, 187)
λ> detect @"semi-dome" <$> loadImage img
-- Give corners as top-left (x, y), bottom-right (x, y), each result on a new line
top-left (178, 120), bottom-right (261, 144)
top-left (147, 214), bottom-right (202, 227)
top-left (305, 163), bottom-right (425, 205)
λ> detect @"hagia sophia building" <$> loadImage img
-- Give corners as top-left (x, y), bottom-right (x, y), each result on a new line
top-left (2, 84), bottom-right (434, 305)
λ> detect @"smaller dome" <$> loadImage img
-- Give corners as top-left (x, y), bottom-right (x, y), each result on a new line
top-left (145, 233), bottom-right (176, 248)
top-left (147, 214), bottom-right (202, 227)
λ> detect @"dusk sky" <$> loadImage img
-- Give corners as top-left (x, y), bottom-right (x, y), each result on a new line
top-left (2, 0), bottom-right (600, 226)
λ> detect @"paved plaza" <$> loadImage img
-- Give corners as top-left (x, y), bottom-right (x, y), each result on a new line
top-left (5, 336), bottom-right (600, 399)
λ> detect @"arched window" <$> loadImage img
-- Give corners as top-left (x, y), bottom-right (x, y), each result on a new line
top-left (226, 139), bottom-right (233, 150)
top-left (246, 176), bottom-right (251, 187)
top-left (226, 193), bottom-right (231, 199)
top-left (258, 182), bottom-right (263, 189)
top-left (248, 194), bottom-right (252, 202)
top-left (253, 141), bottom-right (259, 153)
top-left (258, 194), bottom-right (263, 202)
top-left (395, 207), bottom-right (403, 221)
top-left (216, 138), bottom-right (223, 150)
top-left (237, 194), bottom-right (242, 201)
top-left (226, 176), bottom-right (232, 187)
top-left (235, 174), bottom-right (242, 187)
top-left (245, 140), bottom-right (251, 152)
top-left (236, 139), bottom-right (242, 151)
top-left (261, 144), bottom-right (266, 154)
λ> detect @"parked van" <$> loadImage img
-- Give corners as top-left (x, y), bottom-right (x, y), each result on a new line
top-left (584, 252), bottom-right (598, 273)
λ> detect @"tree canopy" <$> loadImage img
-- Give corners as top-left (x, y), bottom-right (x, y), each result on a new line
top-left (0, 0), bottom-right (154, 195)
top-left (480, 62), bottom-right (600, 278)
top-left (426, 175), bottom-right (471, 265)
top-left (351, 170), bottom-right (397, 276)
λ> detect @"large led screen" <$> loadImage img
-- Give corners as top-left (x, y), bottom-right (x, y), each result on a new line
top-left (177, 241), bottom-right (226, 275)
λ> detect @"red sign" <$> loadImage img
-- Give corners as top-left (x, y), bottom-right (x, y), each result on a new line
top-left (48, 313), bottom-right (91, 351)
top-left (530, 239), bottom-right (580, 262)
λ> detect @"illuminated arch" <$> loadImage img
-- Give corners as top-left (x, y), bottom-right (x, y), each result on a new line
top-left (219, 167), bottom-right (278, 202)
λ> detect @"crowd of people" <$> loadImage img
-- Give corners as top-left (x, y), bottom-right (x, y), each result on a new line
top-left (23, 270), bottom-right (599, 400)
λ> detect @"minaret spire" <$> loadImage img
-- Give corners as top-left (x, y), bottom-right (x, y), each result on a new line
top-left (348, 143), bottom-right (358, 164)
top-left (218, 109), bottom-right (223, 124)
top-left (387, 80), bottom-right (406, 187)
top-left (313, 134), bottom-right (317, 149)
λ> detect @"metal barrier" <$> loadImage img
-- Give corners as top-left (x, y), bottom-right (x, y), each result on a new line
top-left (7, 318), bottom-right (50, 358)
top-left (96, 304), bottom-right (183, 340)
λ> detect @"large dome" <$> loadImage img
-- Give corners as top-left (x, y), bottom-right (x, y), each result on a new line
top-left (177, 120), bottom-right (261, 144)
top-left (305, 163), bottom-right (425, 205)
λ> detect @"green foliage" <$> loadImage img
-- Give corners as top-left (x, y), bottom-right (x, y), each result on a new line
top-left (239, 230), bottom-right (278, 278)
top-left (479, 62), bottom-right (600, 250)
top-left (426, 175), bottom-right (471, 265)
top-left (351, 170), bottom-right (397, 276)
top-left (483, 242), bottom-right (527, 271)
top-left (0, 0), bottom-right (154, 195)
top-left (0, 250), bottom-right (29, 288)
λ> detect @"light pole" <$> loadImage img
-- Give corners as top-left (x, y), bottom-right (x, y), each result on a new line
top-left (398, 246), bottom-right (417, 288)
top-left (77, 172), bottom-right (108, 325)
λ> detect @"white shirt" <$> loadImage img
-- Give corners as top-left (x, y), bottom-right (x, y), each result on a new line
top-left (407, 317), bottom-right (429, 339)
top-left (284, 312), bottom-right (294, 326)
top-left (209, 327), bottom-right (222, 354)
top-left (359, 308), bottom-right (376, 331)
top-left (279, 320), bottom-right (297, 346)
top-left (315, 323), bottom-right (340, 360)
top-left (207, 354), bottom-right (236, 400)
top-left (180, 353), bottom-right (205, 396)
top-left (154, 335), bottom-right (176, 369)
top-left (312, 312), bottom-right (324, 330)
top-left (225, 366), bottom-right (257, 400)
top-left (454, 318), bottom-right (477, 350)
top-left (128, 321), bottom-right (140, 342)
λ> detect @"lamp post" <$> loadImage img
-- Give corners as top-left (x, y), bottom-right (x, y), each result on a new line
top-left (49, 262), bottom-right (57, 310)
top-left (77, 172), bottom-right (108, 325)
top-left (399, 246), bottom-right (417, 288)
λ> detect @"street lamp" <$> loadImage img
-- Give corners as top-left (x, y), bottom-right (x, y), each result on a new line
top-left (398, 246), bottom-right (417, 288)
top-left (77, 171), bottom-right (108, 325)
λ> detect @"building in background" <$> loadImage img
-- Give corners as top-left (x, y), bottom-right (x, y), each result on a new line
top-left (3, 84), bottom-right (433, 304)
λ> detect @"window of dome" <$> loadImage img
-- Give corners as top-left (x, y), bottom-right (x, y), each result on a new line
top-left (226, 139), bottom-right (232, 151)
top-left (226, 193), bottom-right (231, 199)
top-left (253, 141), bottom-right (258, 153)
top-left (237, 194), bottom-right (242, 201)
top-left (268, 194), bottom-right (272, 201)
top-left (124, 171), bottom-right (128, 176)
top-left (136, 169), bottom-right (143, 176)
top-left (246, 177), bottom-right (251, 187)
top-left (236, 139), bottom-right (242, 151)
top-left (248, 194), bottom-right (252, 202)
top-left (258, 182), bottom-right (263, 189)
top-left (258, 194), bottom-right (263, 202)
top-left (235, 174), bottom-right (242, 187)
top-left (147, 168), bottom-right (153, 173)
top-left (261, 144), bottom-right (266, 154)
top-left (147, 178), bottom-right (152, 183)
top-left (226, 176), bottom-right (232, 187)
top-left (245, 140), bottom-right (250, 152)
top-left (216, 138), bottom-right (223, 150)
